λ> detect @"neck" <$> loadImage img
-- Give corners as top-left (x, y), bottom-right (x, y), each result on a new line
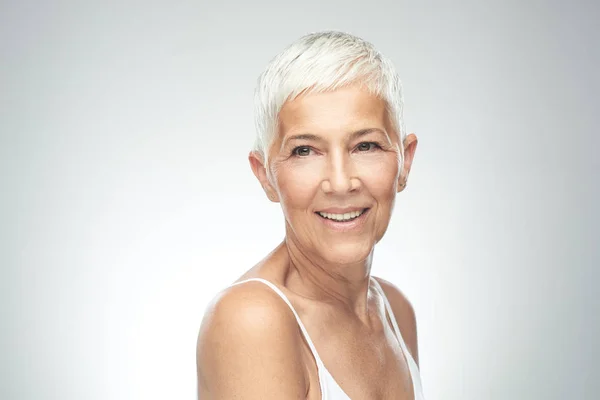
top-left (279, 235), bottom-right (375, 317)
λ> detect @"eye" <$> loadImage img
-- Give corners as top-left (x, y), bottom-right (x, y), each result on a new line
top-left (291, 146), bottom-right (313, 157)
top-left (356, 142), bottom-right (381, 152)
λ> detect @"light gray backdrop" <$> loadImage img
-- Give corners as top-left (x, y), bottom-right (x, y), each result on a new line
top-left (1, 1), bottom-right (598, 399)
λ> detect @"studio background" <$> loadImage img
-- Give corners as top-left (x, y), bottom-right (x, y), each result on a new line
top-left (1, 1), bottom-right (598, 399)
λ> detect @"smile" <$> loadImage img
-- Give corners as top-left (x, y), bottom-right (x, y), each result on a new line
top-left (316, 208), bottom-right (367, 222)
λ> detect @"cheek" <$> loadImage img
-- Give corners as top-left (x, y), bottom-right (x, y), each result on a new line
top-left (358, 154), bottom-right (400, 197)
top-left (275, 160), bottom-right (324, 210)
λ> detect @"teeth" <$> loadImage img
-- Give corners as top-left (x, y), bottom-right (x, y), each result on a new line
top-left (318, 209), bottom-right (365, 221)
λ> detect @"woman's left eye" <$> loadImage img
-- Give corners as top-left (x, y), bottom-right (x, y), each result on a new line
top-left (356, 142), bottom-right (380, 152)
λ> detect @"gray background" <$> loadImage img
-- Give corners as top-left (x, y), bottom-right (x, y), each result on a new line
top-left (1, 1), bottom-right (598, 399)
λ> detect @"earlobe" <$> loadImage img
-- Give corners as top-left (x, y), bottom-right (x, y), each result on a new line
top-left (248, 151), bottom-right (280, 203)
top-left (397, 179), bottom-right (407, 193)
top-left (397, 133), bottom-right (418, 193)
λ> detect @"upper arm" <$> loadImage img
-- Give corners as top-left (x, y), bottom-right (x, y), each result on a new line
top-left (374, 277), bottom-right (419, 367)
top-left (196, 283), bottom-right (307, 399)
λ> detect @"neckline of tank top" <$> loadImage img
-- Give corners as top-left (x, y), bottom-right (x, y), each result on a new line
top-left (229, 276), bottom-right (420, 400)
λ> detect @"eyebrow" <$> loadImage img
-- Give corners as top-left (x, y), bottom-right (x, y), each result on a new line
top-left (282, 128), bottom-right (387, 147)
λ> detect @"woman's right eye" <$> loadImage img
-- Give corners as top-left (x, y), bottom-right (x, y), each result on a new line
top-left (292, 146), bottom-right (312, 157)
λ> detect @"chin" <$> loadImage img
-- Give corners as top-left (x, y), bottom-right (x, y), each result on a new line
top-left (318, 240), bottom-right (374, 265)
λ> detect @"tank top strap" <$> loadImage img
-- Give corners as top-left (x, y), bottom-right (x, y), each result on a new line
top-left (229, 278), bottom-right (326, 368)
top-left (370, 277), bottom-right (412, 357)
top-left (371, 277), bottom-right (425, 399)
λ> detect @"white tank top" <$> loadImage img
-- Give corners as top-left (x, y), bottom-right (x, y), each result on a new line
top-left (230, 277), bottom-right (426, 400)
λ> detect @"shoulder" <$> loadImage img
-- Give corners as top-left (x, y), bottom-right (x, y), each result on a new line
top-left (196, 281), bottom-right (307, 399)
top-left (373, 276), bottom-right (420, 366)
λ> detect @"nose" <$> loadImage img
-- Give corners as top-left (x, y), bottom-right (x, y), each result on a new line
top-left (321, 151), bottom-right (360, 194)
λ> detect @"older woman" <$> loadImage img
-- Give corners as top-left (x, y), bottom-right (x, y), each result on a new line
top-left (196, 31), bottom-right (424, 400)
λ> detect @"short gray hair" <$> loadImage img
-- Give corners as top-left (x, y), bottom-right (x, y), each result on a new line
top-left (252, 31), bottom-right (406, 167)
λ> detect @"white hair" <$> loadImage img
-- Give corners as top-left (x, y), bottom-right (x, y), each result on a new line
top-left (252, 30), bottom-right (406, 167)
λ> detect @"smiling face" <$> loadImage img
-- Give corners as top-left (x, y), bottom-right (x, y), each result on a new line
top-left (251, 85), bottom-right (415, 266)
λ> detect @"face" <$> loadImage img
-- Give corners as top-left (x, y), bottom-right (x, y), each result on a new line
top-left (250, 85), bottom-right (417, 266)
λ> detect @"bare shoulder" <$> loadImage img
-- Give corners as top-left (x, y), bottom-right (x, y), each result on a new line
top-left (196, 281), bottom-right (307, 399)
top-left (373, 276), bottom-right (420, 366)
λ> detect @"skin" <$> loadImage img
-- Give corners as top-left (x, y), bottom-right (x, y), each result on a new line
top-left (197, 84), bottom-right (419, 399)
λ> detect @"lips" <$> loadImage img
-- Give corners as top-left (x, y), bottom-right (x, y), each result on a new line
top-left (316, 208), bottom-right (367, 221)
top-left (315, 207), bottom-right (370, 232)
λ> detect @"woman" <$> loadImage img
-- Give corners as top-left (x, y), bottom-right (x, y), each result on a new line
top-left (196, 31), bottom-right (424, 400)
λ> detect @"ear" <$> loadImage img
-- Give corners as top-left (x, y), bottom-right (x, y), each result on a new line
top-left (398, 133), bottom-right (418, 193)
top-left (248, 151), bottom-right (280, 202)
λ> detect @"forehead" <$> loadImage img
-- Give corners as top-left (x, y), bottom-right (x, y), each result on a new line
top-left (278, 86), bottom-right (389, 136)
